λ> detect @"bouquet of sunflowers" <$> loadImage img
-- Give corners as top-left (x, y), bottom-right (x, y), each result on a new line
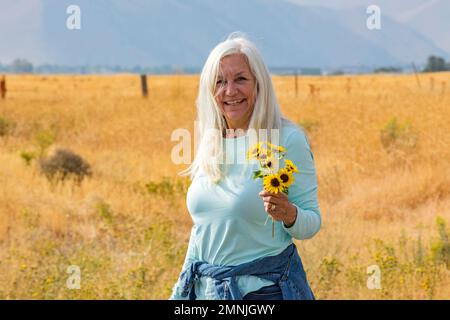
top-left (247, 141), bottom-right (299, 237)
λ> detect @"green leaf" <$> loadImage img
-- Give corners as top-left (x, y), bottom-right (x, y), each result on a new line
top-left (252, 170), bottom-right (262, 179)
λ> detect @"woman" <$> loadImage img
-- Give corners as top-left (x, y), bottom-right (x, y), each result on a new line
top-left (170, 33), bottom-right (321, 300)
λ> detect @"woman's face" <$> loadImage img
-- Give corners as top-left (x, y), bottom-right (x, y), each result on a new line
top-left (215, 54), bottom-right (256, 130)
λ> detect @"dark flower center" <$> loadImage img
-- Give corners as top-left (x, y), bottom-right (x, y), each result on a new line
top-left (280, 174), bottom-right (289, 182)
top-left (270, 178), bottom-right (280, 187)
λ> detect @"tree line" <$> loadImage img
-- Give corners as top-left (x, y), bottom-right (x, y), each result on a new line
top-left (1, 55), bottom-right (450, 74)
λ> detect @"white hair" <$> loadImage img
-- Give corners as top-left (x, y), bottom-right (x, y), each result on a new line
top-left (179, 32), bottom-right (289, 184)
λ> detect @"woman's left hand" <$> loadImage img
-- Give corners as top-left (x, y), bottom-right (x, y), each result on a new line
top-left (259, 190), bottom-right (297, 227)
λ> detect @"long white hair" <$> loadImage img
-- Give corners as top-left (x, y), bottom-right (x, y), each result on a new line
top-left (179, 32), bottom-right (288, 183)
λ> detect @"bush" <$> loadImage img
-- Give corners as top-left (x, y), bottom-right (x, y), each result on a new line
top-left (380, 117), bottom-right (418, 153)
top-left (431, 217), bottom-right (450, 269)
top-left (39, 148), bottom-right (92, 183)
top-left (96, 200), bottom-right (114, 226)
top-left (35, 130), bottom-right (56, 157)
top-left (20, 151), bottom-right (37, 166)
top-left (317, 256), bottom-right (342, 297)
top-left (0, 116), bottom-right (16, 137)
top-left (145, 177), bottom-right (190, 196)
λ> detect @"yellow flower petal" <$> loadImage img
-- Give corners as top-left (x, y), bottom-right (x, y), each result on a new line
top-left (278, 168), bottom-right (295, 188)
top-left (284, 159), bottom-right (299, 173)
top-left (263, 173), bottom-right (284, 194)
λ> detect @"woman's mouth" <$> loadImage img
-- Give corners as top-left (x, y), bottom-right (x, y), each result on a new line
top-left (224, 98), bottom-right (245, 106)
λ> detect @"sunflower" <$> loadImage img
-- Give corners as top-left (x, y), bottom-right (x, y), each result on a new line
top-left (257, 149), bottom-right (272, 162)
top-left (263, 173), bottom-right (284, 194)
top-left (284, 159), bottom-right (299, 173)
top-left (278, 168), bottom-right (295, 188)
top-left (261, 154), bottom-right (279, 172)
top-left (266, 142), bottom-right (287, 153)
top-left (247, 142), bottom-right (265, 160)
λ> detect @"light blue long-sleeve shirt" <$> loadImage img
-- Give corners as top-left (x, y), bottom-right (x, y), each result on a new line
top-left (170, 119), bottom-right (321, 299)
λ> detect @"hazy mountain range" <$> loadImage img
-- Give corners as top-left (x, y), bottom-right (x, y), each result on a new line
top-left (289, 0), bottom-right (450, 52)
top-left (0, 0), bottom-right (448, 71)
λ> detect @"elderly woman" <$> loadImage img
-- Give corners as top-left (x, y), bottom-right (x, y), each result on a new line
top-left (170, 33), bottom-right (321, 300)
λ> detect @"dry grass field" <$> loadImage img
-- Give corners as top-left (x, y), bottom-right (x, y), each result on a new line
top-left (0, 72), bottom-right (449, 299)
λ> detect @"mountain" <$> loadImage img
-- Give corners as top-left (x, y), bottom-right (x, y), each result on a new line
top-left (0, 0), bottom-right (47, 63)
top-left (288, 0), bottom-right (450, 54)
top-left (323, 6), bottom-right (448, 68)
top-left (0, 0), bottom-right (447, 70)
top-left (287, 0), bottom-right (429, 12)
top-left (397, 0), bottom-right (450, 53)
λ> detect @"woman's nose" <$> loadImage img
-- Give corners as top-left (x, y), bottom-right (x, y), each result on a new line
top-left (225, 81), bottom-right (238, 96)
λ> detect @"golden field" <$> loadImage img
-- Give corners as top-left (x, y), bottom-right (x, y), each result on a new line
top-left (0, 73), bottom-right (449, 299)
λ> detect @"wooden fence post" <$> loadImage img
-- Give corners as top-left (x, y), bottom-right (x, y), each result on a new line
top-left (411, 63), bottom-right (421, 88)
top-left (0, 75), bottom-right (6, 99)
top-left (140, 74), bottom-right (148, 97)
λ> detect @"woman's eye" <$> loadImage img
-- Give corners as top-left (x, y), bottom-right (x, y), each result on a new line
top-left (216, 80), bottom-right (226, 86)
top-left (236, 77), bottom-right (246, 81)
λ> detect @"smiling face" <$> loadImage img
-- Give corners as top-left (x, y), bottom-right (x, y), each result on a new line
top-left (215, 54), bottom-right (257, 131)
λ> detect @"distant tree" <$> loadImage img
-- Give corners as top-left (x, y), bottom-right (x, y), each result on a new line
top-left (423, 55), bottom-right (448, 72)
top-left (374, 67), bottom-right (402, 73)
top-left (11, 58), bottom-right (33, 73)
top-left (132, 65), bottom-right (143, 73)
top-left (113, 65), bottom-right (123, 72)
top-left (0, 62), bottom-right (9, 72)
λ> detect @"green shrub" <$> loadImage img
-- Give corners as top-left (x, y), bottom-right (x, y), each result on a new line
top-left (145, 177), bottom-right (190, 196)
top-left (380, 117), bottom-right (418, 152)
top-left (35, 130), bottom-right (56, 157)
top-left (318, 256), bottom-right (342, 294)
top-left (20, 151), bottom-right (37, 166)
top-left (431, 217), bottom-right (450, 269)
top-left (96, 201), bottom-right (114, 226)
top-left (0, 116), bottom-right (16, 137)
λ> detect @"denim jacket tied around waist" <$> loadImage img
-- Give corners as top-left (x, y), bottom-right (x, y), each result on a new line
top-left (179, 243), bottom-right (315, 300)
